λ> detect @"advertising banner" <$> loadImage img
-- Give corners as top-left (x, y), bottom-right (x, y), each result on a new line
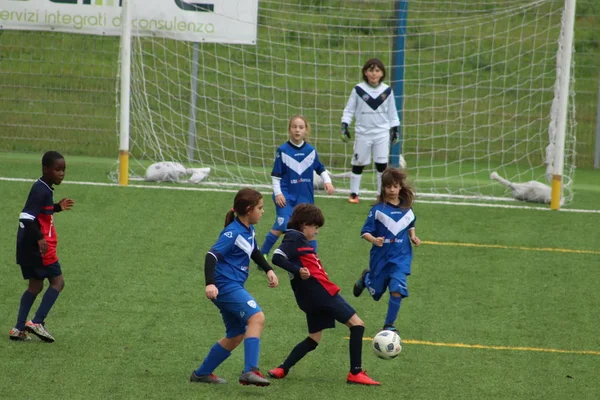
top-left (0, 0), bottom-right (258, 44)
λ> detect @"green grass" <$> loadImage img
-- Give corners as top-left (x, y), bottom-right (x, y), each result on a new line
top-left (1, 153), bottom-right (599, 399)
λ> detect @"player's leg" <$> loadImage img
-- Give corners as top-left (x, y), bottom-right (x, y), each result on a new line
top-left (361, 267), bottom-right (388, 302)
top-left (31, 267), bottom-right (63, 324)
top-left (269, 312), bottom-right (324, 379)
top-left (26, 263), bottom-right (62, 342)
top-left (349, 137), bottom-right (372, 203)
top-left (336, 299), bottom-right (379, 385)
top-left (239, 311), bottom-right (270, 386)
top-left (225, 290), bottom-right (270, 386)
top-left (383, 271), bottom-right (409, 332)
top-left (191, 300), bottom-right (245, 384)
top-left (373, 135), bottom-right (389, 195)
top-left (260, 200), bottom-right (293, 256)
top-left (353, 268), bottom-right (369, 297)
top-left (191, 334), bottom-right (241, 384)
top-left (10, 271), bottom-right (42, 341)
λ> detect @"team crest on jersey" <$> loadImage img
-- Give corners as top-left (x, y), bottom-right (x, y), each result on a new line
top-left (247, 300), bottom-right (257, 308)
top-left (277, 217), bottom-right (284, 227)
top-left (362, 94), bottom-right (370, 101)
top-left (381, 93), bottom-right (387, 100)
top-left (224, 231), bottom-right (233, 238)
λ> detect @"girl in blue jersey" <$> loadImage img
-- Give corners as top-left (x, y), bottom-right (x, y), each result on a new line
top-left (260, 115), bottom-right (335, 257)
top-left (191, 188), bottom-right (279, 386)
top-left (10, 151), bottom-right (74, 343)
top-left (353, 168), bottom-right (420, 332)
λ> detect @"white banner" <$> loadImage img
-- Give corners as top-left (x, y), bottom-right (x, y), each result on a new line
top-left (0, 0), bottom-right (258, 44)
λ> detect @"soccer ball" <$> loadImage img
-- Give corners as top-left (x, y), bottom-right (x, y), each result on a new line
top-left (372, 330), bottom-right (402, 360)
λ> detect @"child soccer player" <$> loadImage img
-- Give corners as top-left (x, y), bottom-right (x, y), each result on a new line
top-left (190, 188), bottom-right (279, 386)
top-left (353, 168), bottom-right (420, 332)
top-left (268, 204), bottom-right (380, 386)
top-left (340, 58), bottom-right (400, 203)
top-left (260, 115), bottom-right (334, 257)
top-left (10, 151), bottom-right (74, 342)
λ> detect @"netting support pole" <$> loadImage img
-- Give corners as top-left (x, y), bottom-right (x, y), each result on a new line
top-left (118, 0), bottom-right (132, 186)
top-left (390, 0), bottom-right (408, 168)
top-left (551, 0), bottom-right (576, 210)
top-left (594, 69), bottom-right (600, 169)
top-left (187, 42), bottom-right (200, 163)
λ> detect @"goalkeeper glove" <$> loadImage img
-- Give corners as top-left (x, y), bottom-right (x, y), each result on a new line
top-left (389, 126), bottom-right (399, 146)
top-left (341, 123), bottom-right (351, 143)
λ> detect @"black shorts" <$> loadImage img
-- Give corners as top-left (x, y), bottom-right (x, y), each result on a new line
top-left (299, 293), bottom-right (356, 334)
top-left (20, 261), bottom-right (62, 281)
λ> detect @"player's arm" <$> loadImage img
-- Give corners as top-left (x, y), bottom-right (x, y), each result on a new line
top-left (251, 248), bottom-right (273, 274)
top-left (54, 198), bottom-right (75, 212)
top-left (388, 90), bottom-right (401, 145)
top-left (204, 252), bottom-right (219, 299)
top-left (271, 249), bottom-right (301, 275)
top-left (340, 89), bottom-right (357, 142)
top-left (20, 189), bottom-right (46, 254)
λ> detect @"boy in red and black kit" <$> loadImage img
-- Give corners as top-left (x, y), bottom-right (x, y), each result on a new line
top-left (268, 204), bottom-right (380, 385)
top-left (9, 151), bottom-right (74, 342)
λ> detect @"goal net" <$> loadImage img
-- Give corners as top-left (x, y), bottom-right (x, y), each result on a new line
top-left (123, 0), bottom-right (575, 202)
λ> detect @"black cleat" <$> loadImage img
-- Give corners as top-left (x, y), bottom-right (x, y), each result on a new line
top-left (353, 269), bottom-right (369, 297)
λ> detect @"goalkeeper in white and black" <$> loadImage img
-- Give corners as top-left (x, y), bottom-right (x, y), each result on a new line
top-left (340, 58), bottom-right (400, 203)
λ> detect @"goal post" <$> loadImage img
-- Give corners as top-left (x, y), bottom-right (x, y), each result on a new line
top-left (550, 0), bottom-right (576, 210)
top-left (118, 0), bottom-right (132, 186)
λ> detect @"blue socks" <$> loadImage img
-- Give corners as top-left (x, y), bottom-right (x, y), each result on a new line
top-left (260, 232), bottom-right (280, 256)
top-left (16, 290), bottom-right (37, 330)
top-left (195, 342), bottom-right (231, 376)
top-left (243, 337), bottom-right (260, 373)
top-left (195, 338), bottom-right (261, 375)
top-left (384, 296), bottom-right (402, 327)
top-left (32, 287), bottom-right (60, 324)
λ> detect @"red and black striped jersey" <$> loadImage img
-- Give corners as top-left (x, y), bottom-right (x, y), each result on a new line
top-left (17, 179), bottom-right (59, 266)
top-left (274, 229), bottom-right (340, 298)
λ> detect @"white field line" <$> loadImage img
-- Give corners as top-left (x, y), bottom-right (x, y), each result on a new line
top-left (2, 177), bottom-right (599, 214)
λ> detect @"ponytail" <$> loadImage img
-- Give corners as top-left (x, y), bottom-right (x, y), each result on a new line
top-left (224, 209), bottom-right (235, 227)
top-left (224, 188), bottom-right (263, 227)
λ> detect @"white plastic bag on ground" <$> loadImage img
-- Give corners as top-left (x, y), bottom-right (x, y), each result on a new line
top-left (490, 171), bottom-right (558, 204)
top-left (145, 162), bottom-right (210, 184)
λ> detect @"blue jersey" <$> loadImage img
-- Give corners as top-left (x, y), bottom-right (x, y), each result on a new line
top-left (361, 202), bottom-right (416, 275)
top-left (208, 218), bottom-right (257, 295)
top-left (271, 141), bottom-right (326, 204)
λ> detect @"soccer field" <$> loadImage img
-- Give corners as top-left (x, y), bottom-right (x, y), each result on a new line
top-left (1, 153), bottom-right (599, 399)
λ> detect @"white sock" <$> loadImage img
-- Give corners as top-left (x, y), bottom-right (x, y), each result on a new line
top-left (350, 173), bottom-right (362, 195)
top-left (377, 172), bottom-right (383, 194)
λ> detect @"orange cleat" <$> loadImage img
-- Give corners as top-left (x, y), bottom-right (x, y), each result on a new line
top-left (268, 367), bottom-right (287, 379)
top-left (347, 370), bottom-right (380, 386)
top-left (348, 194), bottom-right (360, 204)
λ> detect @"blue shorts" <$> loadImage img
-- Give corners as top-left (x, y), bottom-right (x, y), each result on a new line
top-left (212, 288), bottom-right (263, 338)
top-left (298, 293), bottom-right (356, 334)
top-left (20, 261), bottom-right (62, 281)
top-left (364, 265), bottom-right (409, 301)
top-left (271, 199), bottom-right (295, 232)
